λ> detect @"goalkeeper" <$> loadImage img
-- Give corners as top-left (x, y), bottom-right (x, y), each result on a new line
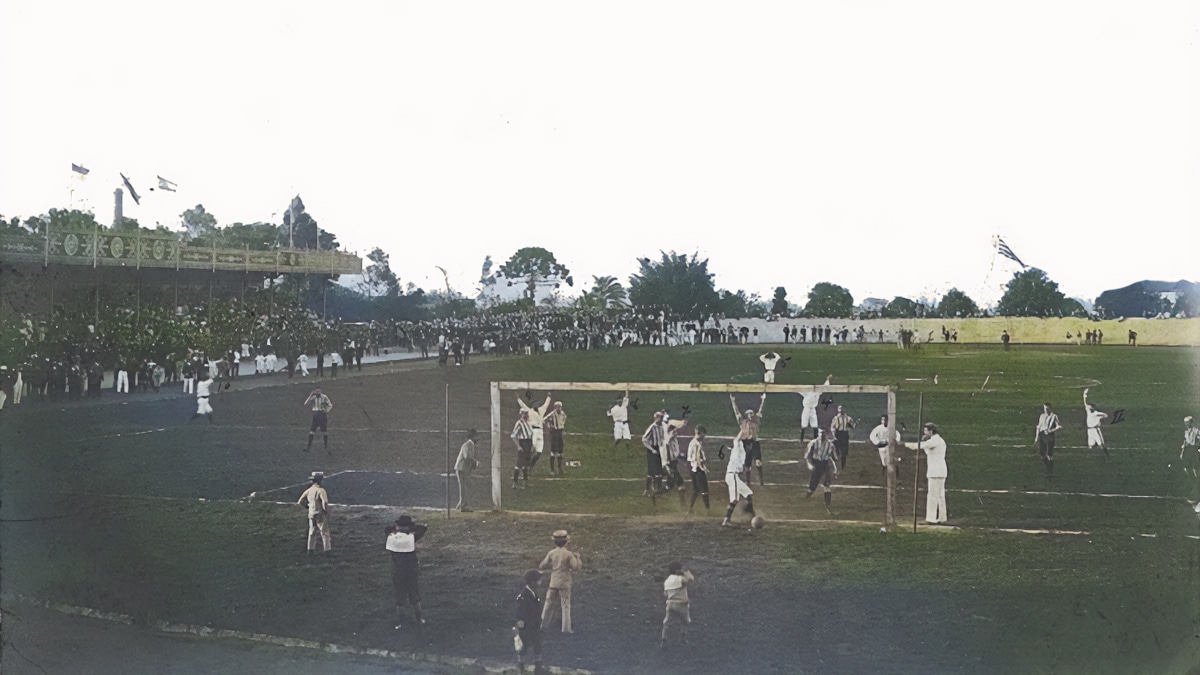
top-left (721, 438), bottom-right (757, 528)
top-left (730, 392), bottom-right (767, 485)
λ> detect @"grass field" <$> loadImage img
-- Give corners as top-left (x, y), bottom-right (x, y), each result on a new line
top-left (2, 342), bottom-right (1199, 674)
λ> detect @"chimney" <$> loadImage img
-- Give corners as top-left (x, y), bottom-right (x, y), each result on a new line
top-left (113, 188), bottom-right (124, 227)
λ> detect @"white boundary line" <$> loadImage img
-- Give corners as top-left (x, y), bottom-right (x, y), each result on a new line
top-left (0, 593), bottom-right (594, 675)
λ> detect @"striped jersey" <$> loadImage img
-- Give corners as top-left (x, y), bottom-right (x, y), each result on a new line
top-left (512, 418), bottom-right (533, 440)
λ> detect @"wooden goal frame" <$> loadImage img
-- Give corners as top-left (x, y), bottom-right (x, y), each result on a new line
top-left (489, 381), bottom-right (901, 527)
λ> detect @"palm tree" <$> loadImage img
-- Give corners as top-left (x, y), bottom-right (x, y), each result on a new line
top-left (589, 275), bottom-right (628, 309)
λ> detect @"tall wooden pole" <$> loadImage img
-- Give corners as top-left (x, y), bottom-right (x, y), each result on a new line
top-left (445, 383), bottom-right (451, 519)
top-left (885, 388), bottom-right (897, 529)
top-left (490, 381), bottom-right (502, 511)
top-left (912, 393), bottom-right (923, 533)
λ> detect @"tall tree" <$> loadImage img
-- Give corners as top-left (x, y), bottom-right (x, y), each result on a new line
top-left (588, 275), bottom-right (628, 309)
top-left (627, 251), bottom-right (719, 316)
top-left (937, 288), bottom-right (979, 318)
top-left (996, 268), bottom-right (1069, 317)
top-left (359, 247), bottom-right (399, 298)
top-left (498, 247), bottom-right (572, 300)
top-left (804, 282), bottom-right (854, 318)
top-left (771, 286), bottom-right (788, 315)
top-left (180, 204), bottom-right (217, 241)
top-left (882, 296), bottom-right (920, 318)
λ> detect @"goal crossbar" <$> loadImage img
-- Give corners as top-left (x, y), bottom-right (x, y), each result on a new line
top-left (489, 381), bottom-right (899, 527)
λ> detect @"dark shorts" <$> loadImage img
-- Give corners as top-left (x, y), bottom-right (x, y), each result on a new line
top-left (691, 469), bottom-right (709, 494)
top-left (516, 439), bottom-right (533, 468)
top-left (809, 459), bottom-right (835, 492)
top-left (311, 411), bottom-right (328, 432)
top-left (391, 567), bottom-right (420, 606)
top-left (548, 428), bottom-right (564, 456)
top-left (646, 449), bottom-right (663, 476)
top-left (743, 439), bottom-right (762, 466)
top-left (1037, 432), bottom-right (1055, 458)
top-left (834, 430), bottom-right (850, 453)
top-left (517, 626), bottom-right (543, 656)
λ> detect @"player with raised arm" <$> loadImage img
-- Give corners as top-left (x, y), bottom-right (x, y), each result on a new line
top-left (607, 390), bottom-right (632, 449)
top-left (519, 392), bottom-right (553, 472)
top-left (721, 438), bottom-right (757, 529)
top-left (799, 374), bottom-right (832, 441)
top-left (730, 391), bottom-right (767, 485)
top-left (869, 415), bottom-right (902, 482)
top-left (1083, 388), bottom-right (1110, 461)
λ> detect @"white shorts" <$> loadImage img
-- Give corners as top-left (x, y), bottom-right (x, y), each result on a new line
top-left (196, 397), bottom-right (213, 415)
top-left (1087, 427), bottom-right (1104, 447)
top-left (763, 370), bottom-right (775, 384)
top-left (532, 428), bottom-right (545, 454)
top-left (613, 421), bottom-right (631, 440)
top-left (801, 408), bottom-right (819, 428)
top-left (724, 472), bottom-right (753, 503)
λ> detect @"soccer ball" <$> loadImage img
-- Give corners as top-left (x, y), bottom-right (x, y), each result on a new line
top-left (751, 515), bottom-right (766, 529)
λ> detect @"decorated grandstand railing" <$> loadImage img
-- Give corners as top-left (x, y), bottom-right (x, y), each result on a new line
top-left (0, 225), bottom-right (361, 274)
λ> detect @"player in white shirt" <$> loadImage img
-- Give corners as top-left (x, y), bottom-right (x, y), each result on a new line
top-left (721, 439), bottom-right (756, 528)
top-left (758, 352), bottom-right (786, 383)
top-left (869, 415), bottom-right (902, 481)
top-left (1176, 416), bottom-right (1199, 477)
top-left (189, 372), bottom-right (215, 424)
top-left (686, 425), bottom-right (711, 513)
top-left (1083, 388), bottom-right (1110, 461)
top-left (1035, 403), bottom-right (1063, 476)
top-left (799, 374), bottom-right (832, 441)
top-left (607, 390), bottom-right (632, 449)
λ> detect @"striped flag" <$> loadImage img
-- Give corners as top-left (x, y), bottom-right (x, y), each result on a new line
top-left (120, 173), bottom-right (141, 205)
top-left (71, 163), bottom-right (90, 176)
top-left (156, 176), bottom-right (178, 192)
top-left (996, 237), bottom-right (1027, 268)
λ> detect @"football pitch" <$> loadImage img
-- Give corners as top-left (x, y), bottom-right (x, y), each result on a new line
top-left (2, 343), bottom-right (1198, 674)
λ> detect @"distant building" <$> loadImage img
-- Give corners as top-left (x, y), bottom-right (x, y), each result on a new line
top-left (477, 271), bottom-right (568, 306)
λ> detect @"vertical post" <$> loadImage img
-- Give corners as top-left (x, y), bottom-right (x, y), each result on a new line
top-left (445, 383), bottom-right (451, 519)
top-left (912, 393), bottom-right (923, 533)
top-left (490, 381), bottom-right (502, 511)
top-left (885, 387), bottom-right (897, 529)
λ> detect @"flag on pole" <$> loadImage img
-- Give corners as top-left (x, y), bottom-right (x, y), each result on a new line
top-left (156, 176), bottom-right (178, 192)
top-left (71, 163), bottom-right (90, 176)
top-left (120, 173), bottom-right (141, 205)
top-left (996, 237), bottom-right (1027, 268)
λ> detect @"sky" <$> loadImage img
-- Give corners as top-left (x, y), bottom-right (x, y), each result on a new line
top-left (2, 1), bottom-right (1196, 308)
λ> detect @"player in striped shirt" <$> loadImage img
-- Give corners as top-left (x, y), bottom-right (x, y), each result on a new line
top-left (1035, 403), bottom-right (1062, 476)
top-left (642, 412), bottom-right (667, 496)
top-left (511, 410), bottom-right (534, 488)
top-left (304, 388), bottom-right (333, 451)
top-left (805, 428), bottom-right (839, 513)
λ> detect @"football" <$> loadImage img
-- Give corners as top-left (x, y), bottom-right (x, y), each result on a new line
top-left (751, 515), bottom-right (766, 529)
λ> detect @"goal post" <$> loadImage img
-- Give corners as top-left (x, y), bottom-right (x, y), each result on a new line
top-left (489, 381), bottom-right (901, 527)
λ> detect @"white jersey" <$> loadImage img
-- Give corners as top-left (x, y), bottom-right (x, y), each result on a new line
top-left (908, 434), bottom-right (947, 479)
top-left (385, 531), bottom-right (416, 553)
top-left (801, 391), bottom-right (820, 410)
top-left (607, 398), bottom-right (629, 423)
top-left (726, 440), bottom-right (747, 474)
top-left (196, 379), bottom-right (213, 398)
top-left (759, 353), bottom-right (781, 372)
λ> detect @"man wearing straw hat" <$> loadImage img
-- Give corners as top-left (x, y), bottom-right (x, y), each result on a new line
top-left (539, 529), bottom-right (582, 634)
top-left (297, 472), bottom-right (331, 554)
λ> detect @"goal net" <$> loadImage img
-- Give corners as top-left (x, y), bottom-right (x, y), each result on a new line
top-left (488, 381), bottom-right (903, 528)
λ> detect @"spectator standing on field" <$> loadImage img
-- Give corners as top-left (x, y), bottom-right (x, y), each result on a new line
top-left (514, 570), bottom-right (546, 673)
top-left (660, 561), bottom-right (695, 649)
top-left (905, 423), bottom-right (949, 525)
top-left (297, 472), bottom-right (331, 553)
top-left (539, 529), bottom-right (582, 634)
top-left (454, 429), bottom-right (479, 511)
top-left (386, 515), bottom-right (428, 630)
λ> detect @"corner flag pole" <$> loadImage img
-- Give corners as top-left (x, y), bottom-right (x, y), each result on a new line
top-left (912, 393), bottom-right (923, 534)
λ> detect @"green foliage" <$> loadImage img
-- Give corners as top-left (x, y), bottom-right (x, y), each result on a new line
top-left (627, 251), bottom-right (719, 316)
top-left (1094, 284), bottom-right (1160, 319)
top-left (180, 204), bottom-right (217, 241)
top-left (937, 288), bottom-right (979, 318)
top-left (997, 268), bottom-right (1069, 317)
top-left (588, 275), bottom-right (627, 309)
top-left (881, 296), bottom-right (920, 318)
top-left (498, 247), bottom-right (572, 300)
top-left (359, 247), bottom-right (399, 298)
top-left (771, 286), bottom-right (788, 315)
top-left (804, 282), bottom-right (854, 318)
